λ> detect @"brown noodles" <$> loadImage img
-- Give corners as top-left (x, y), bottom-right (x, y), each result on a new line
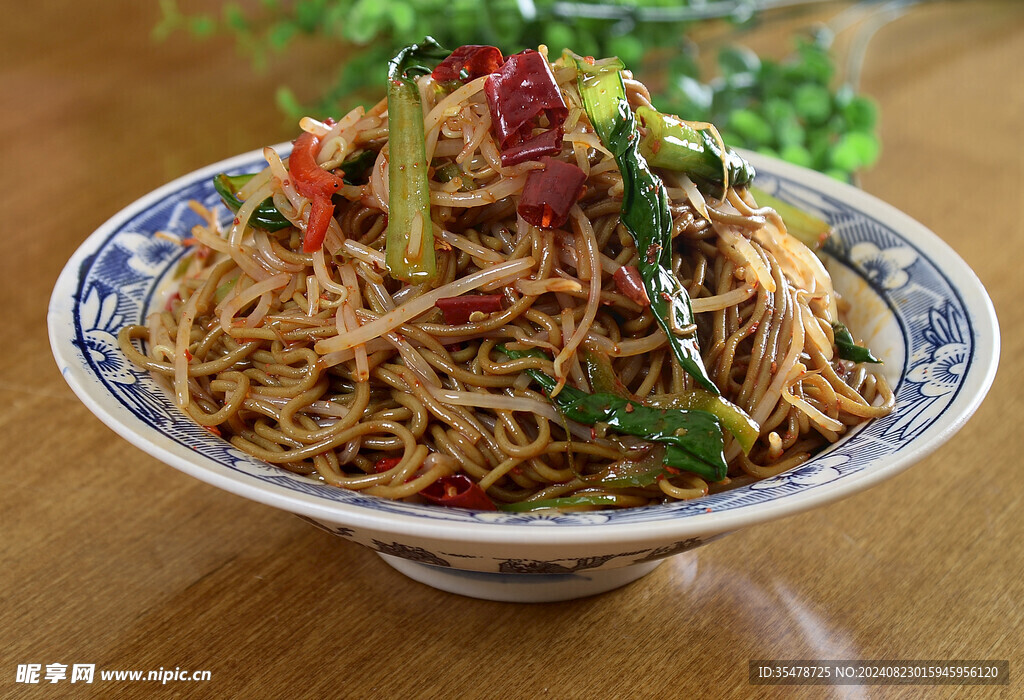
top-left (118, 51), bottom-right (893, 510)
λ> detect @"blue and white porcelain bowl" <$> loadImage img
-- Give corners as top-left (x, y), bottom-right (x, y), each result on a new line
top-left (48, 149), bottom-right (999, 602)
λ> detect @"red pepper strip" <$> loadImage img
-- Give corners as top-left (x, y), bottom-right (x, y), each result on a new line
top-left (517, 157), bottom-right (587, 229)
top-left (499, 126), bottom-right (564, 167)
top-left (432, 45), bottom-right (504, 83)
top-left (373, 456), bottom-right (403, 473)
top-left (435, 293), bottom-right (505, 325)
top-left (290, 132), bottom-right (344, 198)
top-left (303, 196), bottom-right (335, 253)
top-left (289, 131), bottom-right (345, 252)
top-left (420, 474), bottom-right (497, 510)
top-left (484, 50), bottom-right (568, 149)
top-left (613, 265), bottom-right (651, 306)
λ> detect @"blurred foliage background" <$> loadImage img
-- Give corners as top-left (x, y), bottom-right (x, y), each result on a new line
top-left (155, 0), bottom-right (902, 181)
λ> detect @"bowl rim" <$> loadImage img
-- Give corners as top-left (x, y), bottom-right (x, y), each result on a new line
top-left (48, 146), bottom-right (1001, 547)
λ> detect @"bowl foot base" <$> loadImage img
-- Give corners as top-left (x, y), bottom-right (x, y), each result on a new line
top-left (378, 554), bottom-right (664, 602)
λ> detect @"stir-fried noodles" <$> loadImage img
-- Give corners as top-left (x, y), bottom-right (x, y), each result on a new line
top-left (119, 44), bottom-right (894, 511)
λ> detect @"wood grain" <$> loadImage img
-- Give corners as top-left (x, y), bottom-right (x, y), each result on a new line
top-left (3, 1), bottom-right (1021, 697)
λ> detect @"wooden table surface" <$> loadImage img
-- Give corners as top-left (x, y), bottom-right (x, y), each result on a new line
top-left (4, 1), bottom-right (1022, 697)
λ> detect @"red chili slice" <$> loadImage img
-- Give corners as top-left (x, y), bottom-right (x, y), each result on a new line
top-left (484, 50), bottom-right (568, 150)
top-left (517, 157), bottom-right (587, 229)
top-left (290, 131), bottom-right (344, 199)
top-left (289, 131), bottom-right (345, 252)
top-left (420, 474), bottom-right (497, 510)
top-left (432, 45), bottom-right (504, 83)
top-left (613, 265), bottom-right (651, 306)
top-left (302, 195), bottom-right (335, 253)
top-left (435, 294), bottom-right (505, 325)
top-left (373, 456), bottom-right (403, 473)
top-left (499, 126), bottom-right (564, 167)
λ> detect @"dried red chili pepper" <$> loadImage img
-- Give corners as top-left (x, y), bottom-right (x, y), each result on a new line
top-left (435, 294), bottom-right (505, 325)
top-left (517, 156), bottom-right (586, 229)
top-left (373, 456), bottom-right (404, 473)
top-left (498, 127), bottom-right (564, 167)
top-left (420, 474), bottom-right (496, 510)
top-left (484, 50), bottom-right (568, 164)
top-left (613, 265), bottom-right (651, 306)
top-left (431, 44), bottom-right (504, 83)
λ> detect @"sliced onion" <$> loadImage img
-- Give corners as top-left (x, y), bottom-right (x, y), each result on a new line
top-left (677, 173), bottom-right (710, 221)
top-left (753, 219), bottom-right (836, 322)
top-left (715, 224), bottom-right (777, 293)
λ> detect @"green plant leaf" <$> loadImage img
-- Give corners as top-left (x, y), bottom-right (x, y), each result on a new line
top-left (718, 44), bottom-right (760, 78)
top-left (792, 83), bottom-right (832, 125)
top-left (668, 50), bottom-right (700, 79)
top-left (543, 24), bottom-right (576, 54)
top-left (275, 86), bottom-right (304, 119)
top-left (608, 34), bottom-right (646, 68)
top-left (842, 94), bottom-right (879, 132)
top-left (388, 1), bottom-right (418, 38)
top-left (762, 99), bottom-right (805, 148)
top-left (793, 37), bottom-right (834, 84)
top-left (223, 3), bottom-right (247, 31)
top-left (669, 74), bottom-right (713, 120)
top-left (268, 22), bottom-right (297, 50)
top-left (830, 131), bottom-right (881, 171)
top-left (187, 14), bottom-right (217, 38)
top-left (153, 0), bottom-right (183, 41)
top-left (779, 143), bottom-right (813, 168)
top-left (345, 0), bottom-right (386, 44)
top-left (296, 0), bottom-right (330, 32)
top-left (728, 108), bottom-right (772, 147)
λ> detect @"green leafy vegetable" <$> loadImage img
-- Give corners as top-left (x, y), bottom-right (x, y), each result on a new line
top-left (434, 161), bottom-right (475, 190)
top-left (339, 149), bottom-right (379, 185)
top-left (582, 347), bottom-right (758, 454)
top-left (636, 105), bottom-right (754, 196)
top-left (645, 391), bottom-right (759, 455)
top-left (589, 446), bottom-right (667, 489)
top-left (497, 494), bottom-right (626, 512)
top-left (385, 38), bottom-right (449, 283)
top-left (581, 347), bottom-right (632, 398)
top-left (832, 322), bottom-right (882, 364)
top-left (748, 185), bottom-right (832, 252)
top-left (571, 54), bottom-right (718, 395)
top-left (497, 344), bottom-right (727, 482)
top-left (213, 173), bottom-right (291, 231)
